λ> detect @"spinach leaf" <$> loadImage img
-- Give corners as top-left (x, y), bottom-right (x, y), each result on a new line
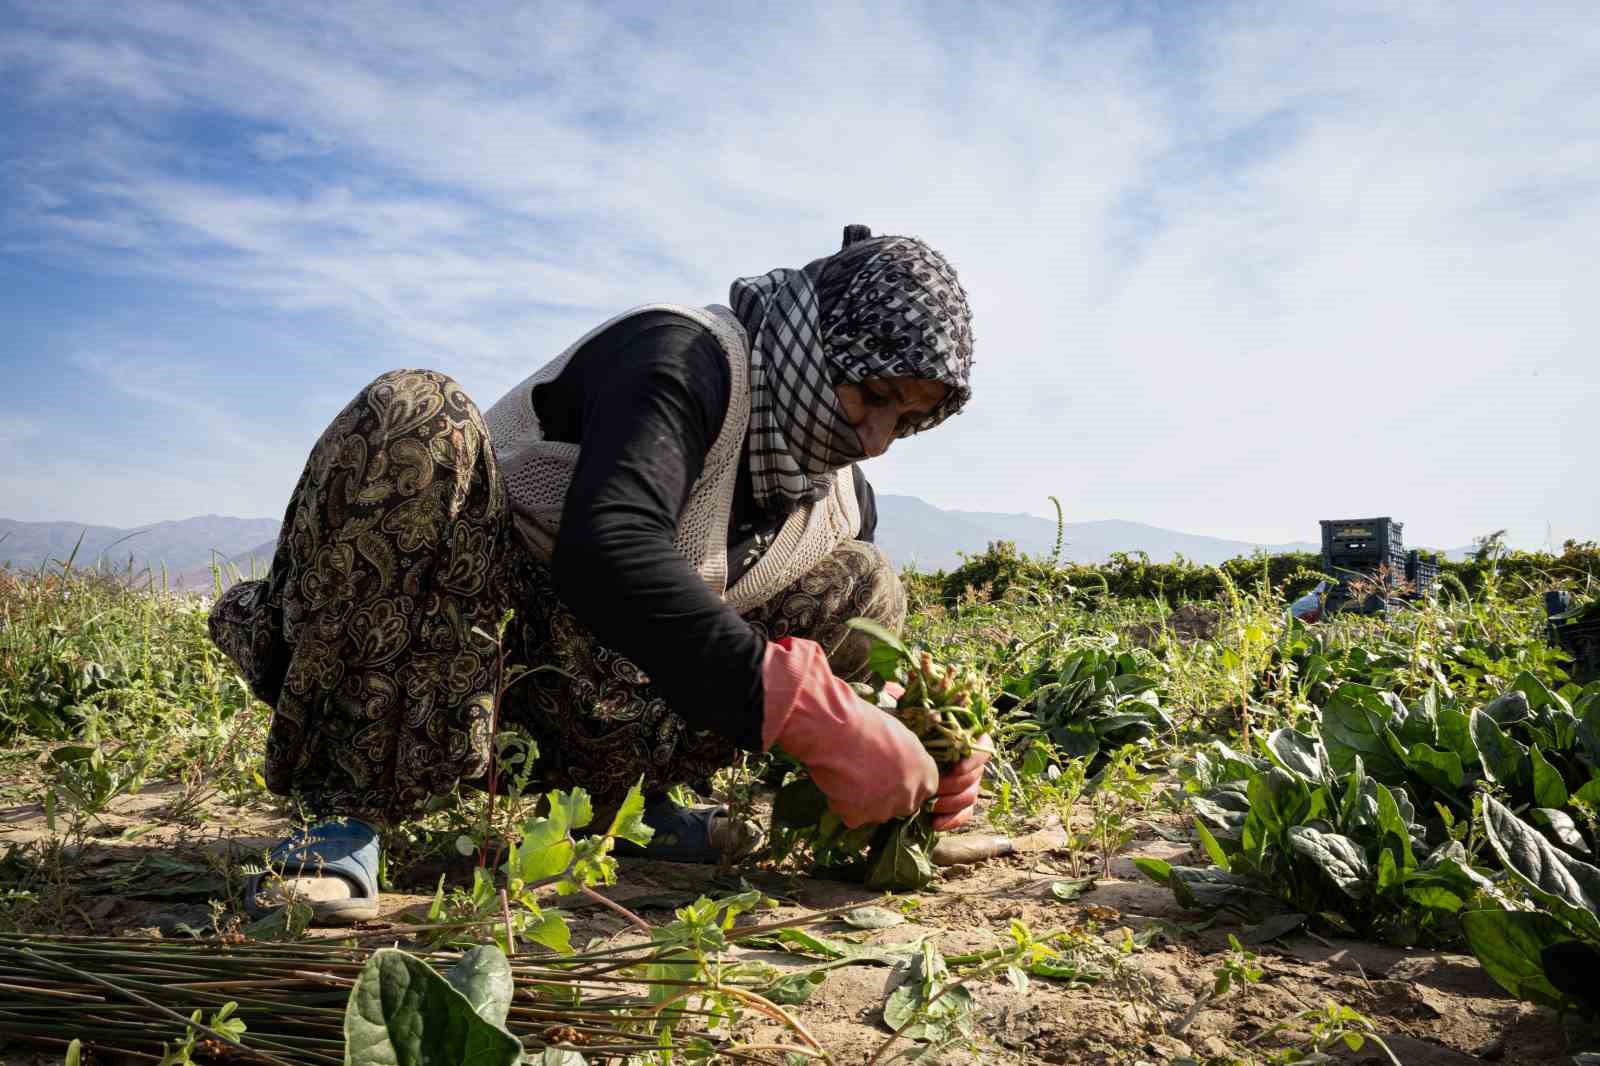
top-left (1482, 795), bottom-right (1600, 941)
top-left (1461, 909), bottom-right (1579, 1012)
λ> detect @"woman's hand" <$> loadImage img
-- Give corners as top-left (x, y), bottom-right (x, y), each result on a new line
top-left (929, 737), bottom-right (991, 831)
top-left (763, 638), bottom-right (939, 827)
top-left (879, 681), bottom-right (990, 830)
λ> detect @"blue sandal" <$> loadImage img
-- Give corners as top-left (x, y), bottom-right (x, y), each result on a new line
top-left (244, 817), bottom-right (382, 925)
top-left (612, 798), bottom-right (762, 865)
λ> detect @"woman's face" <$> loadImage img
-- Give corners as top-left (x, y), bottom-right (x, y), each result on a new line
top-left (834, 377), bottom-right (951, 459)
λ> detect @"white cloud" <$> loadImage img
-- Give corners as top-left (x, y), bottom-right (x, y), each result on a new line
top-left (1, 1), bottom-right (1596, 549)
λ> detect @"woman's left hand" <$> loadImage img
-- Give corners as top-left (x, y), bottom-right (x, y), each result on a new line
top-left (929, 736), bottom-right (991, 831)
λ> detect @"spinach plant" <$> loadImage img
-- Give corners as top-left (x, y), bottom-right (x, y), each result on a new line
top-left (1462, 795), bottom-right (1600, 1016)
top-left (1142, 727), bottom-right (1490, 943)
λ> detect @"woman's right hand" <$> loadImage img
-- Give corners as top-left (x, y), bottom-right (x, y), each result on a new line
top-left (762, 637), bottom-right (939, 827)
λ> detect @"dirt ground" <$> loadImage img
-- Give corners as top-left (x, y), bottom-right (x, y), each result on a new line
top-left (0, 778), bottom-right (1581, 1066)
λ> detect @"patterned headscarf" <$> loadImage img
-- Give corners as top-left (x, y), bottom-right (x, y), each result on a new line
top-left (730, 225), bottom-right (974, 512)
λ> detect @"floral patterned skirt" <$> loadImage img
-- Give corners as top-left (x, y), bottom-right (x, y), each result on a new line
top-left (209, 369), bottom-right (903, 824)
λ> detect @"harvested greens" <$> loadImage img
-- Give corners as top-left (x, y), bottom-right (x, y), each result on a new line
top-left (769, 619), bottom-right (996, 890)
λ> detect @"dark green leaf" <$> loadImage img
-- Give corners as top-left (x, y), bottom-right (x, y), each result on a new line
top-left (752, 928), bottom-right (919, 966)
top-left (1402, 741), bottom-right (1465, 793)
top-left (1287, 827), bottom-right (1371, 897)
top-left (1322, 685), bottom-right (1408, 782)
top-left (1512, 672), bottom-right (1570, 716)
top-left (1189, 796), bottom-right (1246, 839)
top-left (1240, 912), bottom-right (1306, 943)
top-left (1339, 756), bottom-right (1378, 833)
top-left (771, 778), bottom-right (830, 828)
top-left (442, 946), bottom-right (514, 1029)
top-left (1436, 705), bottom-right (1478, 768)
top-left (1419, 842), bottom-right (1495, 894)
top-left (1166, 865), bottom-right (1277, 911)
top-left (345, 949), bottom-right (523, 1066)
top-left (1531, 746), bottom-right (1570, 809)
top-left (1482, 689), bottom-right (1533, 726)
top-left (1461, 909), bottom-right (1579, 1011)
top-left (1046, 719), bottom-right (1101, 759)
top-left (1391, 695), bottom-right (1441, 748)
top-left (1265, 727), bottom-right (1325, 785)
top-left (1373, 781), bottom-right (1417, 874)
top-left (761, 968), bottom-right (830, 1005)
top-left (1481, 796), bottom-right (1600, 940)
top-left (1248, 767), bottom-right (1313, 840)
top-left (1472, 709), bottom-right (1527, 787)
top-left (864, 818), bottom-right (937, 891)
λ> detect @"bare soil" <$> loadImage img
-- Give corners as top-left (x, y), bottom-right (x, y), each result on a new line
top-left (0, 778), bottom-right (1580, 1065)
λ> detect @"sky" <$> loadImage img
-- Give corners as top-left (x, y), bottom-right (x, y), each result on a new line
top-left (1, 1), bottom-right (1595, 550)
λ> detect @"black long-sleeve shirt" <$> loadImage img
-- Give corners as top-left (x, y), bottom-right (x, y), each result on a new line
top-left (532, 310), bottom-right (877, 751)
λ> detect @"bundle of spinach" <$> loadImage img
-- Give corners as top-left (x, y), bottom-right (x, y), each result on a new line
top-left (768, 619), bottom-right (996, 891)
top-left (1143, 726), bottom-right (1493, 944)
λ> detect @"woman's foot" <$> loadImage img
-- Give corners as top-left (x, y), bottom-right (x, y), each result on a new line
top-left (611, 797), bottom-right (763, 865)
top-left (245, 817), bottom-right (382, 925)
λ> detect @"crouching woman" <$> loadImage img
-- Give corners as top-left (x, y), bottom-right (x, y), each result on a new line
top-left (209, 225), bottom-right (989, 923)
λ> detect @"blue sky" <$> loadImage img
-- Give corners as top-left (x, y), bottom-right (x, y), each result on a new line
top-left (1, 1), bottom-right (1595, 549)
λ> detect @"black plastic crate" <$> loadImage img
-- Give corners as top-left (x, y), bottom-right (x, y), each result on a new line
top-left (1321, 517), bottom-right (1405, 567)
top-left (1405, 550), bottom-right (1440, 594)
top-left (1322, 517), bottom-right (1403, 615)
top-left (1554, 617), bottom-right (1600, 685)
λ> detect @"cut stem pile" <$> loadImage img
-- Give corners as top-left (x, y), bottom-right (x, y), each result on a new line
top-left (0, 930), bottom-right (810, 1064)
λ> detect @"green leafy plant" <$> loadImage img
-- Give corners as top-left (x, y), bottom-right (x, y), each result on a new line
top-left (1142, 727), bottom-right (1491, 943)
top-left (1258, 999), bottom-right (1402, 1065)
top-left (1461, 794), bottom-right (1600, 1015)
top-left (1172, 934), bottom-right (1264, 1037)
top-left (1319, 675), bottom-right (1600, 858)
top-left (157, 1002), bottom-right (247, 1066)
top-left (1088, 745), bottom-right (1154, 878)
top-left (996, 642), bottom-right (1169, 769)
top-left (413, 781), bottom-right (653, 955)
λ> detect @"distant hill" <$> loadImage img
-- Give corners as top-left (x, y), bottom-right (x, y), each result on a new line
top-left (174, 539), bottom-right (279, 589)
top-left (3, 500), bottom-right (1459, 586)
top-left (874, 495), bottom-right (1322, 571)
top-left (0, 516), bottom-right (280, 582)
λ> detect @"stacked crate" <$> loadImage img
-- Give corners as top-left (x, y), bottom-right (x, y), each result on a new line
top-left (1320, 518), bottom-right (1416, 614)
top-left (1405, 550), bottom-right (1440, 595)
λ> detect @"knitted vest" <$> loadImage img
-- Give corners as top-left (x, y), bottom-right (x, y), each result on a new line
top-left (483, 303), bottom-right (862, 612)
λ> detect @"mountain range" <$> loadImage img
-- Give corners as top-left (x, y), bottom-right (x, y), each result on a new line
top-left (2, 500), bottom-right (1393, 589)
top-left (872, 495), bottom-right (1324, 571)
top-left (0, 516), bottom-right (280, 586)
